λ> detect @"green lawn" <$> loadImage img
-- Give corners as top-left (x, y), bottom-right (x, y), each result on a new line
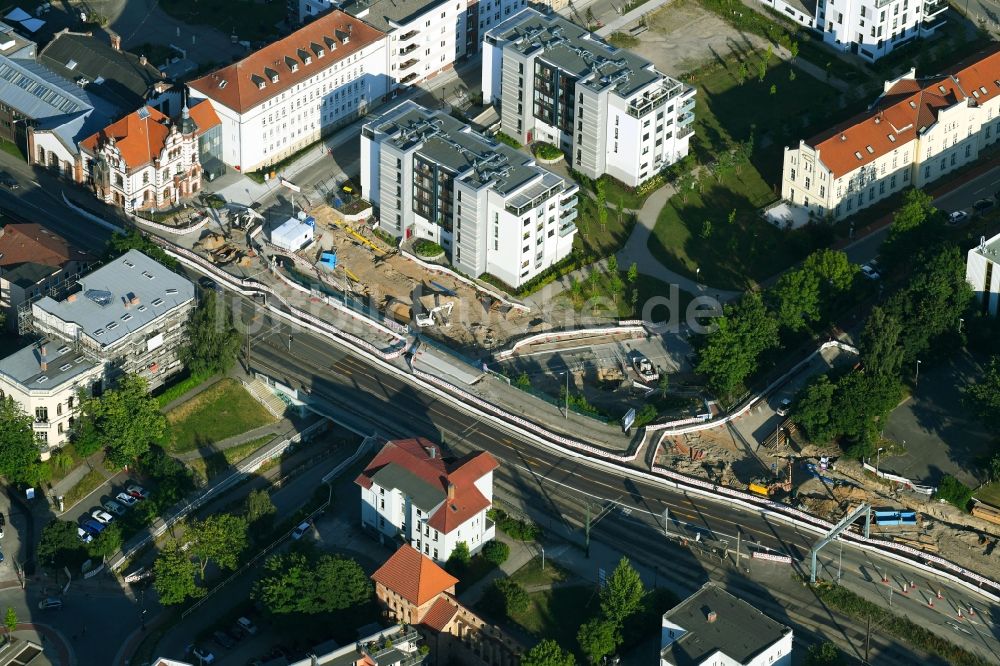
top-left (159, 0), bottom-right (286, 42)
top-left (574, 193), bottom-right (637, 262)
top-left (163, 378), bottom-right (276, 454)
top-left (0, 139), bottom-right (24, 161)
top-left (185, 435), bottom-right (276, 483)
top-left (508, 585), bottom-right (600, 649)
top-left (510, 557), bottom-right (571, 587)
top-left (453, 555), bottom-right (499, 595)
top-left (63, 468), bottom-right (106, 509)
top-left (975, 481), bottom-right (1000, 509)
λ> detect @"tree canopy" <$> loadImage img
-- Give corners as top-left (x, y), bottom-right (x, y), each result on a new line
top-left (188, 513), bottom-right (248, 578)
top-left (771, 249), bottom-right (856, 332)
top-left (254, 552), bottom-right (371, 615)
top-left (154, 542), bottom-right (202, 606)
top-left (577, 618), bottom-right (619, 665)
top-left (108, 229), bottom-right (178, 270)
top-left (79, 374), bottom-right (165, 467)
top-left (37, 520), bottom-right (87, 569)
top-left (182, 290), bottom-right (242, 376)
top-left (522, 639), bottom-right (576, 666)
top-left (600, 557), bottom-right (645, 627)
top-left (0, 397), bottom-right (42, 484)
top-left (695, 291), bottom-right (779, 398)
top-left (967, 356), bottom-right (1000, 420)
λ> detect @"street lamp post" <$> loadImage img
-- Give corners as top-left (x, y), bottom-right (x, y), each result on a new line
top-left (915, 359), bottom-right (921, 387)
top-left (959, 317), bottom-right (964, 333)
top-left (560, 370), bottom-right (569, 420)
top-left (876, 446), bottom-right (885, 475)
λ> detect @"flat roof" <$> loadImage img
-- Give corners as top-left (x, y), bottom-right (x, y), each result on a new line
top-left (32, 249), bottom-right (194, 348)
top-left (342, 0), bottom-right (448, 32)
top-left (0, 339), bottom-right (99, 391)
top-left (369, 101), bottom-right (559, 196)
top-left (662, 583), bottom-right (790, 666)
top-left (487, 8), bottom-right (673, 98)
top-left (973, 231), bottom-right (1000, 261)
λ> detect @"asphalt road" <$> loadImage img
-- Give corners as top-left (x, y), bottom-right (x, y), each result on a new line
top-left (237, 298), bottom-right (1000, 663)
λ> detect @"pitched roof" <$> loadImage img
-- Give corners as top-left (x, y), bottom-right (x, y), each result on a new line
top-left (38, 31), bottom-right (163, 111)
top-left (662, 583), bottom-right (790, 666)
top-left (371, 545), bottom-right (458, 606)
top-left (186, 10), bottom-right (385, 115)
top-left (806, 49), bottom-right (1000, 179)
top-left (188, 98), bottom-right (221, 135)
top-left (78, 106), bottom-right (171, 169)
top-left (426, 481), bottom-right (490, 533)
top-left (0, 223), bottom-right (90, 268)
top-left (421, 594), bottom-right (460, 632)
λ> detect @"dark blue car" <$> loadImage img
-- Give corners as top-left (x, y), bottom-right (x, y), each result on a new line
top-left (80, 519), bottom-right (105, 536)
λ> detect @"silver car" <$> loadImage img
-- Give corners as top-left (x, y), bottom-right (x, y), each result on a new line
top-left (103, 499), bottom-right (127, 516)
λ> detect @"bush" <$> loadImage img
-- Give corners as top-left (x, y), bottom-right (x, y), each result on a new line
top-left (413, 239), bottom-right (445, 257)
top-left (532, 142), bottom-right (563, 160)
top-left (633, 403), bottom-right (659, 428)
top-left (935, 475), bottom-right (972, 511)
top-left (494, 131), bottom-right (522, 149)
top-left (494, 578), bottom-right (529, 615)
top-left (482, 540), bottom-right (510, 566)
top-left (607, 31), bottom-right (639, 48)
top-left (488, 508), bottom-right (542, 541)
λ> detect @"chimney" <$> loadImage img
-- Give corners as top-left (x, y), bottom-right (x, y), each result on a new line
top-left (447, 483), bottom-right (455, 500)
top-left (109, 31), bottom-right (121, 51)
top-left (706, 610), bottom-right (717, 623)
top-left (40, 346), bottom-right (47, 373)
top-left (139, 54), bottom-right (147, 66)
top-left (428, 446), bottom-right (436, 459)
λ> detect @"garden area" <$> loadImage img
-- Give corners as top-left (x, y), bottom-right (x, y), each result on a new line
top-left (185, 434), bottom-right (277, 484)
top-left (160, 378), bottom-right (277, 454)
top-left (159, 0), bottom-right (285, 42)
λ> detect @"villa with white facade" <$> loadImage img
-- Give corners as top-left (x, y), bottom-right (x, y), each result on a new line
top-left (356, 438), bottom-right (498, 563)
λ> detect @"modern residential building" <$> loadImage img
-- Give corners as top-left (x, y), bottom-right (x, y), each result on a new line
top-left (781, 50), bottom-right (1000, 222)
top-left (1, 53), bottom-right (115, 169)
top-left (0, 223), bottom-right (93, 332)
top-left (31, 249), bottom-right (196, 390)
top-left (760, 0), bottom-right (947, 62)
top-left (361, 100), bottom-right (578, 288)
top-left (356, 437), bottom-right (498, 562)
top-left (661, 583), bottom-right (793, 666)
top-left (187, 10), bottom-right (389, 173)
top-left (38, 30), bottom-right (166, 111)
top-left (483, 8), bottom-right (695, 187)
top-left (967, 231), bottom-right (1000, 317)
top-left (76, 102), bottom-right (220, 212)
top-left (0, 339), bottom-right (103, 452)
top-left (372, 544), bottom-right (522, 666)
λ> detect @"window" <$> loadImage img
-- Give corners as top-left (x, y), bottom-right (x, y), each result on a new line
top-left (819, 185), bottom-right (825, 197)
top-left (924, 165), bottom-right (931, 178)
top-left (804, 177), bottom-right (810, 189)
top-left (35, 407), bottom-right (48, 422)
top-left (791, 168), bottom-right (796, 181)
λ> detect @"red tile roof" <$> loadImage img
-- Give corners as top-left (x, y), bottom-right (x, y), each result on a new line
top-left (426, 482), bottom-right (491, 533)
top-left (421, 594), bottom-right (460, 632)
top-left (79, 106), bottom-right (171, 170)
top-left (0, 224), bottom-right (90, 267)
top-left (354, 437), bottom-right (449, 492)
top-left (188, 99), bottom-right (222, 135)
top-left (187, 10), bottom-right (385, 115)
top-left (806, 49), bottom-right (1000, 179)
top-left (449, 451), bottom-right (500, 486)
top-left (371, 545), bottom-right (458, 606)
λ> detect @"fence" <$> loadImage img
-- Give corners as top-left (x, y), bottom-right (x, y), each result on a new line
top-left (399, 249), bottom-right (530, 312)
top-left (107, 418), bottom-right (329, 572)
top-left (861, 462), bottom-right (936, 495)
top-left (492, 323), bottom-right (646, 362)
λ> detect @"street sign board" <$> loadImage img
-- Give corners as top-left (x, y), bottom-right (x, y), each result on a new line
top-left (621, 408), bottom-right (636, 432)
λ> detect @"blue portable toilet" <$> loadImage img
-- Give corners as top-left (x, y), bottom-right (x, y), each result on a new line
top-left (319, 251), bottom-right (337, 270)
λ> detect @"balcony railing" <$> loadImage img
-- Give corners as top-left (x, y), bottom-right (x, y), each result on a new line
top-left (678, 125), bottom-right (694, 139)
top-left (399, 43), bottom-right (419, 55)
top-left (399, 29), bottom-right (419, 40)
top-left (678, 111), bottom-right (695, 126)
top-left (399, 58), bottom-right (419, 70)
top-left (923, 0), bottom-right (947, 15)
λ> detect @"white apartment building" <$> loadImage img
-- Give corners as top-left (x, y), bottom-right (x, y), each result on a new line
top-left (967, 232), bottom-right (1000, 317)
top-left (187, 10), bottom-right (389, 174)
top-left (781, 51), bottom-right (1000, 221)
top-left (661, 583), bottom-right (793, 666)
top-left (361, 100), bottom-right (578, 287)
top-left (0, 341), bottom-right (104, 453)
top-left (760, 0), bottom-right (947, 62)
top-left (483, 8), bottom-right (695, 187)
top-left (301, 0), bottom-right (527, 68)
top-left (31, 250), bottom-right (195, 391)
top-left (355, 438), bottom-right (498, 563)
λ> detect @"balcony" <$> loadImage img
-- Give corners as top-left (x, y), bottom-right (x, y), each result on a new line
top-left (678, 125), bottom-right (695, 139)
top-left (399, 58), bottom-right (419, 70)
top-left (399, 43), bottom-right (419, 55)
top-left (920, 15), bottom-right (946, 33)
top-left (678, 111), bottom-right (695, 126)
top-left (681, 96), bottom-right (696, 114)
top-left (923, 0), bottom-right (947, 16)
top-left (560, 208), bottom-right (578, 224)
top-left (399, 29), bottom-right (419, 40)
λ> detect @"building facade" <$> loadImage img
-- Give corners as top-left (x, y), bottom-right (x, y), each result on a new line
top-left (356, 437), bottom-right (498, 563)
top-left (661, 583), bottom-right (793, 666)
top-left (483, 8), bottom-right (695, 187)
top-left (31, 249), bottom-right (195, 391)
top-left (781, 51), bottom-right (1000, 222)
top-left (967, 232), bottom-right (1000, 317)
top-left (0, 341), bottom-right (103, 453)
top-left (372, 545), bottom-right (522, 666)
top-left (759, 0), bottom-right (947, 62)
top-left (77, 103), bottom-right (218, 212)
top-left (361, 100), bottom-right (578, 287)
top-left (187, 10), bottom-right (389, 174)
top-left (0, 224), bottom-right (93, 332)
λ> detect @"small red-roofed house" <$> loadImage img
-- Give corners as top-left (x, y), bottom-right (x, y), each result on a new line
top-left (372, 544), bottom-right (523, 666)
top-left (356, 438), bottom-right (498, 563)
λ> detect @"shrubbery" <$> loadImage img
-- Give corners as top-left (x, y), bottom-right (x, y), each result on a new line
top-left (493, 578), bottom-right (530, 615)
top-left (493, 131), bottom-right (522, 149)
top-left (413, 239), bottom-right (445, 257)
top-left (482, 540), bottom-right (510, 565)
top-left (935, 475), bottom-right (972, 511)
top-left (532, 142), bottom-right (564, 160)
top-left (488, 508), bottom-right (542, 541)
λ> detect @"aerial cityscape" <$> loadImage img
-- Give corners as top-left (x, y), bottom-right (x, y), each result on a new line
top-left (0, 0), bottom-right (996, 664)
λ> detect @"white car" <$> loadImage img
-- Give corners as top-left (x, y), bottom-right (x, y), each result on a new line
top-left (776, 398), bottom-right (793, 417)
top-left (860, 264), bottom-right (880, 280)
top-left (291, 521), bottom-right (310, 540)
top-left (116, 492), bottom-right (138, 507)
top-left (77, 528), bottom-right (93, 544)
top-left (948, 210), bottom-right (969, 225)
top-left (91, 509), bottom-right (114, 524)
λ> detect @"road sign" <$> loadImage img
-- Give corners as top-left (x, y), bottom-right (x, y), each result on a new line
top-left (280, 178), bottom-right (301, 192)
top-left (621, 407), bottom-right (636, 432)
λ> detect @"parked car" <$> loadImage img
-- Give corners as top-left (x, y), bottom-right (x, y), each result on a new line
top-left (290, 521), bottom-right (310, 540)
top-left (77, 528), bottom-right (93, 544)
top-left (0, 174), bottom-right (19, 189)
top-left (948, 210), bottom-right (969, 225)
top-left (198, 277), bottom-right (220, 292)
top-left (38, 597), bottom-right (63, 611)
top-left (103, 499), bottom-right (127, 516)
top-left (0, 512), bottom-right (5, 539)
top-left (125, 484), bottom-right (149, 500)
top-left (212, 630), bottom-right (236, 650)
top-left (91, 509), bottom-right (114, 524)
top-left (186, 645), bottom-right (216, 664)
top-left (860, 264), bottom-right (881, 280)
top-left (116, 492), bottom-right (138, 507)
top-left (974, 198), bottom-right (995, 214)
top-left (235, 616), bottom-right (258, 636)
top-left (80, 519), bottom-right (105, 536)
top-left (776, 398), bottom-right (793, 417)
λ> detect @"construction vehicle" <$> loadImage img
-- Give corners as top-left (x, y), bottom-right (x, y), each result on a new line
top-left (415, 302), bottom-right (453, 327)
top-left (631, 354), bottom-right (658, 382)
top-left (748, 457), bottom-right (794, 497)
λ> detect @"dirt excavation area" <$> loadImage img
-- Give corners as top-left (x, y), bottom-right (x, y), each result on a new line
top-left (304, 205), bottom-right (540, 350)
top-left (657, 429), bottom-right (1000, 575)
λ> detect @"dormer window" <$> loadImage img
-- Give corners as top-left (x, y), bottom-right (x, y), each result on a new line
top-left (865, 145), bottom-right (874, 154)
top-left (265, 67), bottom-right (279, 83)
top-left (311, 41), bottom-right (325, 58)
top-left (909, 100), bottom-right (917, 109)
top-left (324, 36), bottom-right (337, 51)
top-left (938, 85), bottom-right (947, 94)
top-left (854, 151), bottom-right (863, 160)
top-left (285, 56), bottom-right (298, 72)
top-left (887, 134), bottom-right (896, 142)
top-left (252, 74), bottom-right (266, 90)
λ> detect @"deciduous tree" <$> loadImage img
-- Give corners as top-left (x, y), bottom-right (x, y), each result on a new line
top-left (79, 374), bottom-right (165, 468)
top-left (182, 290), bottom-right (242, 376)
top-left (244, 488), bottom-right (277, 526)
top-left (88, 523), bottom-right (123, 559)
top-left (153, 542), bottom-right (202, 606)
top-left (522, 639), bottom-right (576, 666)
top-left (37, 520), bottom-right (87, 569)
top-left (577, 618), bottom-right (619, 665)
top-left (0, 398), bottom-right (41, 484)
top-left (254, 552), bottom-right (371, 614)
top-left (696, 291), bottom-right (779, 398)
top-left (600, 557), bottom-right (644, 627)
top-left (794, 374), bottom-right (837, 443)
top-left (189, 513), bottom-right (248, 579)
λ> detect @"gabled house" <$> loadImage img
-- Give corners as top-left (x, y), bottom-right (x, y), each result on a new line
top-left (356, 438), bottom-right (498, 563)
